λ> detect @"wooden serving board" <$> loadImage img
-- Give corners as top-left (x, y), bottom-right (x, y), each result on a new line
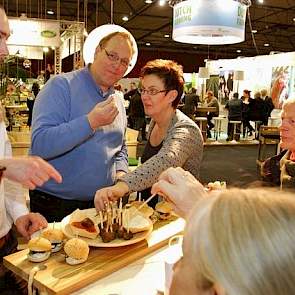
top-left (4, 217), bottom-right (185, 295)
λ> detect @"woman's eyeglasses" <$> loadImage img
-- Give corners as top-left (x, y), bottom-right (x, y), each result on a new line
top-left (138, 88), bottom-right (168, 96)
top-left (103, 48), bottom-right (131, 68)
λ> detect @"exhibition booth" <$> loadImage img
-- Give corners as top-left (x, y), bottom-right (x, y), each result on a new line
top-left (206, 51), bottom-right (295, 109)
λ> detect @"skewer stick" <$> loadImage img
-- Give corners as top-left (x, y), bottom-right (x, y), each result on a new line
top-left (119, 199), bottom-right (123, 226)
top-left (131, 194), bottom-right (157, 217)
top-left (99, 211), bottom-right (103, 229)
top-left (109, 212), bottom-right (113, 232)
top-left (126, 208), bottom-right (130, 233)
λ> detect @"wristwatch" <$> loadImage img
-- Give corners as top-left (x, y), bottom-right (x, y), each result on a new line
top-left (0, 166), bottom-right (6, 181)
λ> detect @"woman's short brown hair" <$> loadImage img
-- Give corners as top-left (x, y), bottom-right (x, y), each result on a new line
top-left (140, 59), bottom-right (184, 108)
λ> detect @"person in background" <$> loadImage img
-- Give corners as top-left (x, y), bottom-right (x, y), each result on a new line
top-left (26, 82), bottom-right (39, 127)
top-left (225, 92), bottom-right (243, 141)
top-left (204, 90), bottom-right (219, 138)
top-left (0, 6), bottom-right (62, 294)
top-left (249, 91), bottom-right (268, 139)
top-left (44, 63), bottom-right (53, 83)
top-left (271, 69), bottom-right (289, 109)
top-left (94, 59), bottom-right (203, 210)
top-left (151, 167), bottom-right (295, 295)
top-left (128, 85), bottom-right (147, 141)
top-left (124, 81), bottom-right (137, 102)
top-left (261, 88), bottom-right (274, 124)
top-left (182, 87), bottom-right (199, 120)
top-left (241, 89), bottom-right (254, 137)
top-left (261, 98), bottom-right (295, 190)
top-left (30, 29), bottom-right (137, 222)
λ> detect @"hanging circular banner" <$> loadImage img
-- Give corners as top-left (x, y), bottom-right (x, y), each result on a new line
top-left (172, 0), bottom-right (248, 45)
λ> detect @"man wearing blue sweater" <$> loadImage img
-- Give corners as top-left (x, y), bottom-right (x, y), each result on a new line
top-left (30, 29), bottom-right (137, 222)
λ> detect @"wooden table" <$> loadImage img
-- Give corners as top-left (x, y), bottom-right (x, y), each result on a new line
top-left (195, 106), bottom-right (217, 117)
top-left (4, 218), bottom-right (185, 295)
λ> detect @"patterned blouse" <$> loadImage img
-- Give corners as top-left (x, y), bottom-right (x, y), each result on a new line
top-left (120, 110), bottom-right (204, 193)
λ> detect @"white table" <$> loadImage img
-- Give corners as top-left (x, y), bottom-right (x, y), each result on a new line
top-left (73, 246), bottom-right (169, 295)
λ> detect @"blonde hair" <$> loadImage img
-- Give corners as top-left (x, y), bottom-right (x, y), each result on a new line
top-left (260, 89), bottom-right (267, 97)
top-left (98, 31), bottom-right (135, 56)
top-left (282, 98), bottom-right (295, 109)
top-left (185, 188), bottom-right (295, 295)
top-left (254, 91), bottom-right (261, 99)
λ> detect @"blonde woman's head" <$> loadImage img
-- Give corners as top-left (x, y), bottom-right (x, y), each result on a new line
top-left (170, 188), bottom-right (295, 295)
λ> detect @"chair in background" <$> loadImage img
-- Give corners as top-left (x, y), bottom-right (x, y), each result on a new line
top-left (195, 117), bottom-right (208, 141)
top-left (257, 126), bottom-right (280, 163)
top-left (213, 115), bottom-right (226, 140)
top-left (229, 120), bottom-right (242, 141)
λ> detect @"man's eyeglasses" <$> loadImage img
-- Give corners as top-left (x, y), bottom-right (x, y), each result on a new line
top-left (103, 48), bottom-right (131, 68)
top-left (138, 88), bottom-right (168, 96)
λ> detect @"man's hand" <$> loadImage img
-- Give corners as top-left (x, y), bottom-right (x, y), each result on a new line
top-left (1, 156), bottom-right (62, 189)
top-left (151, 167), bottom-right (207, 218)
top-left (15, 213), bottom-right (48, 240)
top-left (87, 95), bottom-right (119, 130)
top-left (94, 181), bottom-right (129, 211)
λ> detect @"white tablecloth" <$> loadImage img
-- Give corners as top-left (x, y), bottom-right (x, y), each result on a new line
top-left (73, 246), bottom-right (169, 295)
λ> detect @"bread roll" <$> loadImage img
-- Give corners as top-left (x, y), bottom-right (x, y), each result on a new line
top-left (64, 238), bottom-right (89, 265)
top-left (122, 209), bottom-right (152, 233)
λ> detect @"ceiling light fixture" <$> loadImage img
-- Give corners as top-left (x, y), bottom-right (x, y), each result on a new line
top-left (122, 16), bottom-right (129, 21)
top-left (172, 0), bottom-right (251, 45)
top-left (146, 42), bottom-right (151, 46)
top-left (258, 0), bottom-right (264, 3)
top-left (236, 49), bottom-right (241, 53)
top-left (43, 47), bottom-right (49, 53)
top-left (264, 43), bottom-right (270, 47)
top-left (164, 34), bottom-right (170, 37)
top-left (47, 10), bottom-right (54, 15)
top-left (145, 0), bottom-right (153, 3)
top-left (251, 29), bottom-right (257, 33)
top-left (159, 0), bottom-right (166, 6)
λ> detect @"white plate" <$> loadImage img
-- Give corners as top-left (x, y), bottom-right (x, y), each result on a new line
top-left (61, 212), bottom-right (153, 248)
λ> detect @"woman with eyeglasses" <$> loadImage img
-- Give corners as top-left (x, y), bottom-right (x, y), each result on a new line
top-left (94, 59), bottom-right (203, 210)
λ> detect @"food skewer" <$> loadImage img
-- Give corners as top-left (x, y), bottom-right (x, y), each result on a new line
top-left (99, 211), bottom-right (103, 229)
top-left (130, 194), bottom-right (157, 217)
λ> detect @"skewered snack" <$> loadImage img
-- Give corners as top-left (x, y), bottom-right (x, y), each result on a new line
top-left (117, 226), bottom-right (127, 239)
top-left (101, 231), bottom-right (116, 243)
top-left (123, 231), bottom-right (133, 240)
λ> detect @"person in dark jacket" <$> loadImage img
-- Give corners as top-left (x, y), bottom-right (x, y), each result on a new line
top-left (27, 82), bottom-right (40, 127)
top-left (128, 88), bottom-right (146, 141)
top-left (249, 91), bottom-right (268, 138)
top-left (241, 89), bottom-right (254, 137)
top-left (261, 89), bottom-right (274, 124)
top-left (205, 90), bottom-right (219, 138)
top-left (225, 92), bottom-right (243, 141)
top-left (183, 87), bottom-right (199, 120)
